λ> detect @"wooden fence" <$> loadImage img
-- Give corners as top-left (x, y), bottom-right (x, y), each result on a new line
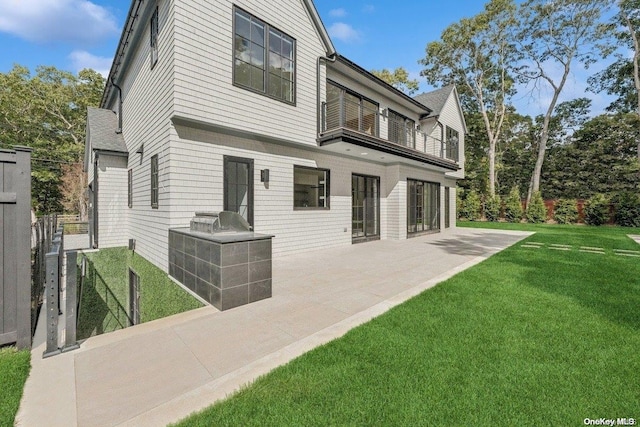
top-left (0, 147), bottom-right (32, 349)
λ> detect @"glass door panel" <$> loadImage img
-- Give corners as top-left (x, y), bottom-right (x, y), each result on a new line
top-left (352, 174), bottom-right (379, 241)
top-left (224, 156), bottom-right (253, 226)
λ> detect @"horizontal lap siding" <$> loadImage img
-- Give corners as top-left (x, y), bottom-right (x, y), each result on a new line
top-left (438, 93), bottom-right (465, 179)
top-left (107, 0), bottom-right (175, 268)
top-left (173, 0), bottom-right (325, 147)
top-left (98, 156), bottom-right (129, 247)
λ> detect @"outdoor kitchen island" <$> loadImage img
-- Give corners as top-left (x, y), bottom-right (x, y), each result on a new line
top-left (168, 212), bottom-right (273, 311)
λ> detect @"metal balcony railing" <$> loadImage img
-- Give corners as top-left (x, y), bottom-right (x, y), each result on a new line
top-left (321, 99), bottom-right (459, 163)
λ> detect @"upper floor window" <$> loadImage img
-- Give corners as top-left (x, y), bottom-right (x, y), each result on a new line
top-left (446, 126), bottom-right (459, 162)
top-left (388, 110), bottom-right (415, 148)
top-left (151, 155), bottom-right (158, 209)
top-left (150, 6), bottom-right (159, 68)
top-left (233, 7), bottom-right (295, 104)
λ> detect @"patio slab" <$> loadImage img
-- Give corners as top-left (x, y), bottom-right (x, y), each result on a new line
top-left (16, 227), bottom-right (531, 427)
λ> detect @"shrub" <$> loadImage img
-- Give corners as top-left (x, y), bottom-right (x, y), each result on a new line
top-left (484, 194), bottom-right (501, 222)
top-left (584, 194), bottom-right (610, 226)
top-left (504, 186), bottom-right (523, 223)
top-left (554, 199), bottom-right (578, 224)
top-left (456, 189), bottom-right (465, 220)
top-left (461, 190), bottom-right (482, 221)
top-left (613, 192), bottom-right (640, 227)
top-left (526, 191), bottom-right (547, 223)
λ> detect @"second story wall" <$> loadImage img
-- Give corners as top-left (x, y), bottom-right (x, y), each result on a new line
top-left (173, 0), bottom-right (328, 145)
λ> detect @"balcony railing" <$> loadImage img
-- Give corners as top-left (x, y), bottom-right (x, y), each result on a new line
top-left (321, 98), bottom-right (459, 163)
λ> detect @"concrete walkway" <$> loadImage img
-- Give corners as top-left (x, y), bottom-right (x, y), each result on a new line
top-left (17, 228), bottom-right (531, 427)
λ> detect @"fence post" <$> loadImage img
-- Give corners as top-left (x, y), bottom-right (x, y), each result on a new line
top-left (15, 146), bottom-right (32, 349)
top-left (62, 250), bottom-right (80, 352)
top-left (43, 240), bottom-right (61, 358)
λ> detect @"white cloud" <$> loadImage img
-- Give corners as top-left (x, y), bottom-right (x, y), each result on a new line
top-left (0, 0), bottom-right (119, 45)
top-left (363, 4), bottom-right (375, 13)
top-left (328, 22), bottom-right (362, 44)
top-left (69, 50), bottom-right (112, 77)
top-left (329, 8), bottom-right (347, 18)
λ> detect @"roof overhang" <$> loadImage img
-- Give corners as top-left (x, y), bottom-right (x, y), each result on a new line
top-left (318, 128), bottom-right (459, 171)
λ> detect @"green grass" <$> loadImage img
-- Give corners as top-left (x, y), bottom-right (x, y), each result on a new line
top-left (77, 247), bottom-right (202, 339)
top-left (175, 224), bottom-right (640, 426)
top-left (0, 347), bottom-right (30, 427)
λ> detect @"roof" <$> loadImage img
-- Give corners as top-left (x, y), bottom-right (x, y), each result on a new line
top-left (413, 85), bottom-right (455, 118)
top-left (86, 107), bottom-right (127, 153)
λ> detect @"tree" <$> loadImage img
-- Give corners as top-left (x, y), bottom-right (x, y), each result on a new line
top-left (370, 67), bottom-right (419, 95)
top-left (420, 0), bottom-right (518, 196)
top-left (514, 0), bottom-right (611, 203)
top-left (0, 65), bottom-right (105, 214)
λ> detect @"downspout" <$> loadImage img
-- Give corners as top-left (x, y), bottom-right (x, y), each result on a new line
top-left (111, 77), bottom-right (123, 133)
top-left (93, 153), bottom-right (99, 248)
top-left (317, 54), bottom-right (336, 135)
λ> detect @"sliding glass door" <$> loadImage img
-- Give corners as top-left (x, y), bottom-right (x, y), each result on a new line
top-left (407, 179), bottom-right (440, 235)
top-left (352, 174), bottom-right (380, 242)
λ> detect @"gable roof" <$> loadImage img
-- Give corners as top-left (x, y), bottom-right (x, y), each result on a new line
top-left (84, 107), bottom-right (127, 175)
top-left (413, 85), bottom-right (455, 118)
top-left (101, 0), bottom-right (336, 108)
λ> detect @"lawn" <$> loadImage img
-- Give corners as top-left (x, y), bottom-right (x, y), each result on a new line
top-left (175, 223), bottom-right (640, 426)
top-left (77, 247), bottom-right (202, 339)
top-left (0, 347), bottom-right (30, 427)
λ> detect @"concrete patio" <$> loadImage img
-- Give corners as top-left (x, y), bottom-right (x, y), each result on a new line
top-left (17, 227), bottom-right (531, 427)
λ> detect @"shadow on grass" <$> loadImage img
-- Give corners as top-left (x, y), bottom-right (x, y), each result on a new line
top-left (77, 259), bottom-right (131, 340)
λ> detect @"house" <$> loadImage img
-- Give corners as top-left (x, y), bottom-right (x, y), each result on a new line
top-left (85, 0), bottom-right (466, 273)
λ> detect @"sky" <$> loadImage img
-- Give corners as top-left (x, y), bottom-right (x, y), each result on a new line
top-left (0, 0), bottom-right (620, 116)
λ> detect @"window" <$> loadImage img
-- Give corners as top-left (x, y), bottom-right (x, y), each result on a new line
top-left (150, 6), bottom-right (159, 68)
top-left (150, 155), bottom-right (158, 209)
top-left (128, 169), bottom-right (133, 208)
top-left (407, 179), bottom-right (440, 234)
top-left (234, 7), bottom-right (295, 103)
top-left (294, 166), bottom-right (329, 209)
top-left (388, 110), bottom-right (415, 148)
top-left (444, 187), bottom-right (450, 228)
top-left (446, 126), bottom-right (459, 162)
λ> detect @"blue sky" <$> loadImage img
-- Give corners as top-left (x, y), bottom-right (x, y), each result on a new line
top-left (0, 0), bottom-right (618, 116)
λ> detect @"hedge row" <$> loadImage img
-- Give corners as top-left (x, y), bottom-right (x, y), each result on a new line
top-left (457, 189), bottom-right (640, 227)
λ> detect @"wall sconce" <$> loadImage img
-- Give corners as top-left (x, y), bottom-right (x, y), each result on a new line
top-left (261, 169), bottom-right (270, 183)
top-left (136, 143), bottom-right (144, 164)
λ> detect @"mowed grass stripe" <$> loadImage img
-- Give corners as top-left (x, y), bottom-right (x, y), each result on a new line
top-left (175, 224), bottom-right (640, 426)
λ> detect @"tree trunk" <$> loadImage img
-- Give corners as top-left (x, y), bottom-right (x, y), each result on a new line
top-left (627, 14), bottom-right (640, 160)
top-left (488, 142), bottom-right (496, 195)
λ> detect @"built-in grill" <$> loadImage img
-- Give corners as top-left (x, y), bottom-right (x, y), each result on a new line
top-left (169, 212), bottom-right (273, 311)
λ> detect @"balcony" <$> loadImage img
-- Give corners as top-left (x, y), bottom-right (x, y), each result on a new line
top-left (320, 98), bottom-right (459, 169)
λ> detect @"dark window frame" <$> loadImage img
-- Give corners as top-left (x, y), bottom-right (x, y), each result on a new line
top-left (445, 126), bottom-right (459, 162)
top-left (128, 168), bottom-right (133, 208)
top-left (407, 178), bottom-right (440, 235)
top-left (293, 165), bottom-right (330, 210)
top-left (326, 80), bottom-right (379, 136)
top-left (351, 173), bottom-right (380, 242)
top-left (150, 5), bottom-right (159, 68)
top-left (150, 155), bottom-right (158, 209)
top-left (388, 109), bottom-right (416, 147)
top-left (232, 6), bottom-right (296, 105)
top-left (223, 156), bottom-right (254, 226)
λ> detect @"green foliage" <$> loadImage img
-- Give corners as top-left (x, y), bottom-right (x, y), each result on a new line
top-left (460, 190), bottom-right (481, 221)
top-left (0, 347), bottom-right (30, 427)
top-left (0, 65), bottom-right (105, 214)
top-left (456, 188), bottom-right (465, 220)
top-left (504, 186), bottom-right (523, 223)
top-left (554, 199), bottom-right (578, 224)
top-left (370, 67), bottom-right (419, 95)
top-left (584, 194), bottom-right (611, 226)
top-left (484, 194), bottom-right (502, 222)
top-left (613, 192), bottom-right (640, 227)
top-left (526, 191), bottom-right (547, 223)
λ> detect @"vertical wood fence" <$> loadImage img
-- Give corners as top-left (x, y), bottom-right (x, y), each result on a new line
top-left (0, 147), bottom-right (32, 349)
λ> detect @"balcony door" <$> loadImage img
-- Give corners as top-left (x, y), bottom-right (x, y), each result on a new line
top-left (224, 156), bottom-right (253, 227)
top-left (352, 174), bottom-right (380, 242)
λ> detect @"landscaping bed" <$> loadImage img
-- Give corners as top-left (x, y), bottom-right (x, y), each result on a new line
top-left (77, 247), bottom-right (203, 340)
top-left (174, 223), bottom-right (640, 426)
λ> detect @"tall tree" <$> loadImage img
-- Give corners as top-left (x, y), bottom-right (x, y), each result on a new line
top-left (420, 0), bottom-right (518, 196)
top-left (515, 0), bottom-right (612, 202)
top-left (371, 67), bottom-right (420, 95)
top-left (0, 65), bottom-right (105, 214)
